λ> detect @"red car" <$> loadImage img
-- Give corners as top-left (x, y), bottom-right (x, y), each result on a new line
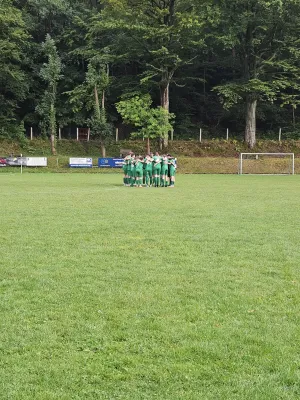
top-left (0, 157), bottom-right (7, 167)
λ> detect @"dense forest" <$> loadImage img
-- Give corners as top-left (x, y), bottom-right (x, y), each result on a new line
top-left (2, 0), bottom-right (300, 153)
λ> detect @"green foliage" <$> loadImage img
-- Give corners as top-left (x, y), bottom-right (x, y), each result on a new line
top-left (1, 0), bottom-right (300, 142)
top-left (91, 0), bottom-right (205, 111)
top-left (0, 119), bottom-right (27, 143)
top-left (0, 0), bottom-right (29, 137)
top-left (67, 59), bottom-right (113, 143)
top-left (67, 61), bottom-right (109, 115)
top-left (116, 94), bottom-right (174, 140)
top-left (209, 0), bottom-right (300, 144)
top-left (89, 107), bottom-right (113, 141)
top-left (36, 34), bottom-right (62, 139)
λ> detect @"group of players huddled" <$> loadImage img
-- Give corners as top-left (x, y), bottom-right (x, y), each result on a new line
top-left (122, 152), bottom-right (177, 187)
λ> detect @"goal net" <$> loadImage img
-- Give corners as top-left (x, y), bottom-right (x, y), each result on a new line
top-left (239, 153), bottom-right (295, 175)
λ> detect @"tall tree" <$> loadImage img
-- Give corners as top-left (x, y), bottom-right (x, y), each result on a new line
top-left (14, 0), bottom-right (97, 133)
top-left (212, 0), bottom-right (300, 147)
top-left (66, 58), bottom-right (113, 156)
top-left (91, 0), bottom-right (203, 146)
top-left (37, 34), bottom-right (62, 154)
top-left (0, 0), bottom-right (29, 138)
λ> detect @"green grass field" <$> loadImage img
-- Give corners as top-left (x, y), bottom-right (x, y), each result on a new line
top-left (1, 174), bottom-right (300, 399)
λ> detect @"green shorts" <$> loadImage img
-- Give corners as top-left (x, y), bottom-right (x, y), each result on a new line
top-left (169, 167), bottom-right (176, 177)
top-left (135, 169), bottom-right (143, 177)
top-left (161, 166), bottom-right (168, 175)
top-left (122, 165), bottom-right (127, 174)
top-left (153, 165), bottom-right (161, 175)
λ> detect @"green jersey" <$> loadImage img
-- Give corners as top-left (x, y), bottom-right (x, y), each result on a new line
top-left (144, 156), bottom-right (153, 170)
top-left (169, 158), bottom-right (177, 168)
top-left (126, 156), bottom-right (133, 171)
top-left (135, 159), bottom-right (143, 171)
top-left (153, 156), bottom-right (161, 166)
top-left (123, 155), bottom-right (131, 169)
top-left (169, 158), bottom-right (177, 176)
top-left (161, 156), bottom-right (169, 173)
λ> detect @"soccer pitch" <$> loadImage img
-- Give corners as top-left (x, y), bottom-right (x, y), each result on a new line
top-left (1, 173), bottom-right (300, 399)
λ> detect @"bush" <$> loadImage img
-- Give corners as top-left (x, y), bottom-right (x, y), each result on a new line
top-left (0, 120), bottom-right (27, 144)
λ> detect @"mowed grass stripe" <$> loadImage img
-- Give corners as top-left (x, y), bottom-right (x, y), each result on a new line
top-left (0, 174), bottom-right (300, 399)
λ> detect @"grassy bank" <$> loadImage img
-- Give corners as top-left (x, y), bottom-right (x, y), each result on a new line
top-left (1, 156), bottom-right (299, 175)
top-left (1, 139), bottom-right (299, 174)
top-left (2, 138), bottom-right (300, 158)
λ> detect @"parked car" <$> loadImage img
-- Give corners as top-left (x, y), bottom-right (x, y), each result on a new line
top-left (0, 157), bottom-right (7, 167)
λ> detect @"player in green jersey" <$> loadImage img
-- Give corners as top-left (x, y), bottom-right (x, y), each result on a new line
top-left (161, 154), bottom-right (169, 187)
top-left (142, 157), bottom-right (146, 185)
top-left (168, 155), bottom-right (177, 187)
top-left (122, 159), bottom-right (127, 185)
top-left (152, 152), bottom-right (162, 187)
top-left (144, 154), bottom-right (153, 186)
top-left (127, 153), bottom-right (135, 186)
top-left (126, 153), bottom-right (132, 186)
top-left (123, 152), bottom-right (177, 188)
top-left (123, 153), bottom-right (131, 186)
top-left (132, 155), bottom-right (137, 186)
top-left (135, 156), bottom-right (144, 187)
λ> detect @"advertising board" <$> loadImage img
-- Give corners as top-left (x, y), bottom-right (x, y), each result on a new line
top-left (25, 157), bottom-right (47, 167)
top-left (69, 158), bottom-right (93, 168)
top-left (6, 157), bottom-right (26, 166)
top-left (98, 158), bottom-right (124, 168)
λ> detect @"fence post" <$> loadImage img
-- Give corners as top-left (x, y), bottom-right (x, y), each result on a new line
top-left (30, 127), bottom-right (33, 140)
top-left (239, 153), bottom-right (243, 175)
top-left (226, 128), bottom-right (229, 141)
top-left (279, 128), bottom-right (282, 142)
top-left (76, 128), bottom-right (79, 141)
top-left (115, 128), bottom-right (119, 142)
top-left (171, 129), bottom-right (174, 141)
top-left (199, 128), bottom-right (202, 142)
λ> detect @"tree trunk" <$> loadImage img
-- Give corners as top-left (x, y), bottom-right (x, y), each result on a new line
top-left (94, 85), bottom-right (100, 117)
top-left (50, 103), bottom-right (56, 155)
top-left (50, 134), bottom-right (56, 155)
top-left (245, 97), bottom-right (257, 148)
top-left (102, 90), bottom-right (105, 109)
top-left (160, 82), bottom-right (169, 148)
top-left (147, 137), bottom-right (150, 154)
top-left (292, 105), bottom-right (296, 128)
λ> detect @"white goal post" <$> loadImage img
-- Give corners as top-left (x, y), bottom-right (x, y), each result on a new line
top-left (239, 153), bottom-right (295, 175)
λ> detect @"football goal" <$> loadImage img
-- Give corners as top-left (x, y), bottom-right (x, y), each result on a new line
top-left (238, 153), bottom-right (295, 175)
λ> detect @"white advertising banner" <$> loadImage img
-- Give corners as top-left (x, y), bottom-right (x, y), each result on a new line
top-left (6, 157), bottom-right (47, 166)
top-left (69, 158), bottom-right (93, 168)
top-left (25, 157), bottom-right (47, 167)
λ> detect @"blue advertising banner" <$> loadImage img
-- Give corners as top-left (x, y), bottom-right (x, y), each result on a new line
top-left (98, 158), bottom-right (124, 168)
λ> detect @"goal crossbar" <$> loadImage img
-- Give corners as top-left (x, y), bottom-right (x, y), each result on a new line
top-left (239, 153), bottom-right (295, 175)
